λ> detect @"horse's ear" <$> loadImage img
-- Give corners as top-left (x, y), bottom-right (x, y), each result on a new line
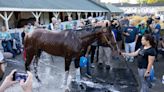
top-left (106, 22), bottom-right (109, 27)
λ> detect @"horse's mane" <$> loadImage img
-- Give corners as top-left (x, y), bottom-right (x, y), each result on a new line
top-left (72, 26), bottom-right (102, 39)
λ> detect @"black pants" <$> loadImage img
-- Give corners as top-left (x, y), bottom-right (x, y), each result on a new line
top-left (89, 46), bottom-right (97, 63)
top-left (158, 49), bottom-right (164, 57)
top-left (135, 36), bottom-right (142, 50)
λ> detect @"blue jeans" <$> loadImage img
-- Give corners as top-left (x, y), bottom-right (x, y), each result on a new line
top-left (2, 40), bottom-right (16, 57)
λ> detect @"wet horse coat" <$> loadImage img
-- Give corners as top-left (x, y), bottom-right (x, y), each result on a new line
top-left (24, 28), bottom-right (112, 86)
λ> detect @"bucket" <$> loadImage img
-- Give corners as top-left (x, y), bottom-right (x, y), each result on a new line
top-left (162, 75), bottom-right (164, 84)
top-left (80, 56), bottom-right (88, 68)
top-left (150, 66), bottom-right (155, 81)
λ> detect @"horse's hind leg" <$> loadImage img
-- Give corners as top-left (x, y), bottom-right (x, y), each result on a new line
top-left (33, 56), bottom-right (41, 82)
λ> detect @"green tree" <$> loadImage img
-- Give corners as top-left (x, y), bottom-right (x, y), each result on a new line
top-left (137, 0), bottom-right (158, 4)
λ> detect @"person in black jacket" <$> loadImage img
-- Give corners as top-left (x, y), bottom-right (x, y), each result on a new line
top-left (21, 30), bottom-right (25, 45)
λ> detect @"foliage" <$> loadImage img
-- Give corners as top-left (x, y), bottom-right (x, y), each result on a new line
top-left (137, 0), bottom-right (158, 4)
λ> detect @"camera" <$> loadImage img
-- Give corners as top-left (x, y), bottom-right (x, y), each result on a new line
top-left (147, 18), bottom-right (153, 25)
top-left (13, 72), bottom-right (28, 82)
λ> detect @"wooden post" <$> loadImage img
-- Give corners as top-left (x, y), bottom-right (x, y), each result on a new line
top-left (77, 12), bottom-right (81, 20)
top-left (53, 12), bottom-right (59, 19)
top-left (96, 12), bottom-right (98, 17)
top-left (99, 12), bottom-right (102, 17)
top-left (85, 12), bottom-right (88, 19)
top-left (91, 12), bottom-right (93, 17)
top-left (0, 11), bottom-right (13, 30)
top-left (67, 12), bottom-right (72, 18)
top-left (32, 12), bottom-right (42, 22)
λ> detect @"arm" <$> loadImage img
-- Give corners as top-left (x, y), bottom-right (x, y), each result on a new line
top-left (122, 49), bottom-right (140, 57)
top-left (123, 31), bottom-right (130, 36)
top-left (0, 70), bottom-right (17, 92)
top-left (161, 41), bottom-right (164, 48)
top-left (154, 24), bottom-right (161, 33)
top-left (145, 55), bottom-right (155, 77)
top-left (135, 28), bottom-right (139, 42)
top-left (154, 29), bottom-right (159, 33)
top-left (122, 27), bottom-right (131, 36)
top-left (135, 34), bottom-right (138, 43)
top-left (85, 46), bottom-right (91, 57)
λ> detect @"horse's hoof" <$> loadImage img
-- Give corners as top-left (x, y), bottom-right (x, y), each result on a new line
top-left (60, 84), bottom-right (65, 89)
top-left (65, 87), bottom-right (70, 92)
top-left (78, 84), bottom-right (86, 91)
top-left (105, 65), bottom-right (110, 70)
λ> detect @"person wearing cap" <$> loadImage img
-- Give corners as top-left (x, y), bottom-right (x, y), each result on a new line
top-left (151, 16), bottom-right (161, 61)
top-left (151, 16), bottom-right (161, 42)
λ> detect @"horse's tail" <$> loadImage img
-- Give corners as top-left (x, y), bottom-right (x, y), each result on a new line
top-left (23, 34), bottom-right (29, 61)
top-left (24, 34), bottom-right (29, 48)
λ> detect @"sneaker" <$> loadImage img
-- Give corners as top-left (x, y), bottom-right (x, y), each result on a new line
top-left (98, 62), bottom-right (103, 66)
top-left (129, 59), bottom-right (134, 62)
top-left (125, 58), bottom-right (129, 62)
top-left (106, 65), bottom-right (110, 70)
top-left (90, 63), bottom-right (95, 68)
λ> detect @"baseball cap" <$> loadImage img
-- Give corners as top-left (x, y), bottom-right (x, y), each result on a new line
top-left (155, 16), bottom-right (160, 20)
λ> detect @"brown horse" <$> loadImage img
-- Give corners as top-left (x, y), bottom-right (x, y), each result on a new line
top-left (24, 27), bottom-right (116, 87)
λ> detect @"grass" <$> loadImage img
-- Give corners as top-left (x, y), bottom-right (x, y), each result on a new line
top-left (161, 29), bottom-right (164, 36)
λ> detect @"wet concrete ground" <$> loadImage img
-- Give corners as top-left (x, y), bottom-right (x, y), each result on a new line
top-left (1, 52), bottom-right (164, 92)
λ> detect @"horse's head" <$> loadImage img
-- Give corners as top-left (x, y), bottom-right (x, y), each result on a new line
top-left (97, 24), bottom-right (118, 51)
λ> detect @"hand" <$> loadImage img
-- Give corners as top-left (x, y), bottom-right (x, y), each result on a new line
top-left (120, 52), bottom-right (126, 57)
top-left (0, 69), bottom-right (17, 92)
top-left (85, 54), bottom-right (88, 57)
top-left (20, 71), bottom-right (33, 92)
top-left (144, 71), bottom-right (150, 78)
top-left (125, 33), bottom-right (130, 36)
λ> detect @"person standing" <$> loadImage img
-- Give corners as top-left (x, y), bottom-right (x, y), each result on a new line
top-left (150, 16), bottom-right (161, 61)
top-left (65, 17), bottom-right (73, 30)
top-left (151, 16), bottom-right (161, 42)
top-left (48, 17), bottom-right (59, 31)
top-left (136, 22), bottom-right (147, 50)
top-left (0, 26), bottom-right (16, 57)
top-left (121, 34), bottom-right (156, 92)
top-left (123, 20), bottom-right (138, 62)
top-left (98, 21), bottom-right (113, 69)
top-left (21, 29), bottom-right (25, 45)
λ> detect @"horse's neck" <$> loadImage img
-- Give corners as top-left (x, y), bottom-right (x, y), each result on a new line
top-left (81, 31), bottom-right (99, 47)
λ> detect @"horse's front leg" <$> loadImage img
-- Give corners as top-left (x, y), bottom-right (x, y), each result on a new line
top-left (62, 57), bottom-right (72, 88)
top-left (74, 56), bottom-right (81, 83)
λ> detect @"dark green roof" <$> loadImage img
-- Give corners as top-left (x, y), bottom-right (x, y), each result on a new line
top-left (90, 0), bottom-right (123, 13)
top-left (0, 0), bottom-right (108, 12)
top-left (105, 4), bottom-right (123, 13)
